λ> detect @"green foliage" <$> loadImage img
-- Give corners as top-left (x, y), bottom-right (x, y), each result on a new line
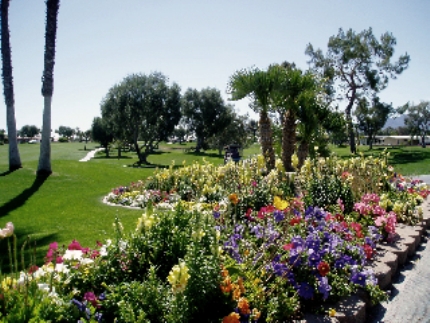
top-left (303, 174), bottom-right (354, 213)
top-left (58, 137), bottom-right (68, 143)
top-left (19, 125), bottom-right (40, 138)
top-left (101, 72), bottom-right (182, 164)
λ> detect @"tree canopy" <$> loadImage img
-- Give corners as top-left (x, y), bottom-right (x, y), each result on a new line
top-left (400, 101), bottom-right (430, 147)
top-left (91, 117), bottom-right (113, 156)
top-left (100, 72), bottom-right (181, 164)
top-left (306, 27), bottom-right (410, 153)
top-left (181, 87), bottom-right (231, 152)
top-left (355, 97), bottom-right (393, 149)
top-left (19, 125), bottom-right (40, 137)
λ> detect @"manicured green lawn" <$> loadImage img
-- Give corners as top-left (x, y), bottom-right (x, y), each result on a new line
top-left (0, 141), bottom-right (427, 270)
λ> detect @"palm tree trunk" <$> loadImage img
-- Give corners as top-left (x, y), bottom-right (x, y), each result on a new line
top-left (297, 140), bottom-right (309, 169)
top-left (37, 0), bottom-right (60, 177)
top-left (259, 110), bottom-right (275, 170)
top-left (38, 96), bottom-right (52, 175)
top-left (282, 110), bottom-right (297, 172)
top-left (1, 0), bottom-right (21, 171)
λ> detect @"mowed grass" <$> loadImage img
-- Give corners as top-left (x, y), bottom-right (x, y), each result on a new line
top-left (0, 141), bottom-right (427, 269)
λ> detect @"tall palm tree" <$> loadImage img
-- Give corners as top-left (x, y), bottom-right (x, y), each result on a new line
top-left (37, 0), bottom-right (60, 177)
top-left (228, 66), bottom-right (282, 171)
top-left (272, 65), bottom-right (319, 172)
top-left (1, 0), bottom-right (22, 171)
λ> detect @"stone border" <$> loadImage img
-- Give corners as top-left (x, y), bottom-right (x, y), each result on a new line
top-left (302, 199), bottom-right (430, 323)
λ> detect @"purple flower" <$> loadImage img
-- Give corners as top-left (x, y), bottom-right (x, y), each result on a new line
top-left (213, 211), bottom-right (220, 219)
top-left (273, 210), bottom-right (285, 223)
top-left (250, 224), bottom-right (264, 239)
top-left (307, 249), bottom-right (321, 267)
top-left (351, 272), bottom-right (367, 286)
top-left (318, 276), bottom-right (332, 300)
top-left (297, 282), bottom-right (314, 299)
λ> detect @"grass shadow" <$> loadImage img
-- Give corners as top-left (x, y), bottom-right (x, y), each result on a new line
top-left (0, 230), bottom-right (59, 273)
top-left (186, 151), bottom-right (223, 159)
top-left (92, 156), bottom-right (133, 160)
top-left (0, 169), bottom-right (15, 177)
top-left (0, 175), bottom-right (48, 217)
top-left (389, 147), bottom-right (430, 165)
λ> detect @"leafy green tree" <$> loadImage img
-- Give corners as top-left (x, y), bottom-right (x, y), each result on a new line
top-left (306, 27), bottom-right (410, 154)
top-left (400, 101), bottom-right (430, 147)
top-left (91, 117), bottom-right (113, 157)
top-left (57, 125), bottom-right (74, 138)
top-left (181, 87), bottom-right (231, 153)
top-left (19, 125), bottom-right (40, 137)
top-left (322, 108), bottom-right (348, 146)
top-left (82, 129), bottom-right (91, 143)
top-left (101, 72), bottom-right (181, 164)
top-left (206, 108), bottom-right (250, 155)
top-left (1, 0), bottom-right (21, 170)
top-left (38, 0), bottom-right (60, 177)
top-left (355, 97), bottom-right (393, 149)
top-left (228, 66), bottom-right (283, 170)
top-left (172, 126), bottom-right (187, 144)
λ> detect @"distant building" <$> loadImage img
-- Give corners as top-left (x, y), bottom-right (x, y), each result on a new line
top-left (360, 135), bottom-right (430, 146)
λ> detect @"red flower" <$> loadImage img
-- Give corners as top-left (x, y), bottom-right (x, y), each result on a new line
top-left (317, 261), bottom-right (330, 277)
top-left (363, 244), bottom-right (374, 260)
top-left (289, 217), bottom-right (301, 226)
top-left (283, 243), bottom-right (293, 251)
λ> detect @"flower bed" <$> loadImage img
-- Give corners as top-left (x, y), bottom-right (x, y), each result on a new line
top-left (1, 153), bottom-right (429, 322)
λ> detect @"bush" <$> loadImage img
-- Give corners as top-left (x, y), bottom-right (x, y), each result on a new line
top-left (58, 137), bottom-right (69, 143)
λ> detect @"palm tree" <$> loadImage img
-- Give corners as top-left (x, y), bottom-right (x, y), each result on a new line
top-left (272, 65), bottom-right (319, 171)
top-left (1, 0), bottom-right (22, 171)
top-left (228, 66), bottom-right (282, 171)
top-left (37, 0), bottom-right (60, 177)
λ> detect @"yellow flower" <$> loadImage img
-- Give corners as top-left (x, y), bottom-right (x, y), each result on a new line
top-left (167, 261), bottom-right (190, 293)
top-left (291, 153), bottom-right (299, 169)
top-left (328, 308), bottom-right (337, 317)
top-left (273, 196), bottom-right (289, 210)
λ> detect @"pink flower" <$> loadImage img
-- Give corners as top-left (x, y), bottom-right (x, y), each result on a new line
top-left (49, 242), bottom-right (58, 250)
top-left (84, 291), bottom-right (99, 308)
top-left (68, 240), bottom-right (83, 250)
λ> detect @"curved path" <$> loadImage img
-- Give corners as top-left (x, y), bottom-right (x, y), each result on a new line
top-left (79, 147), bottom-right (105, 162)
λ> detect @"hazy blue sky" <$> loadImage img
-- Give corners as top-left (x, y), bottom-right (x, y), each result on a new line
top-left (1, 0), bottom-right (429, 132)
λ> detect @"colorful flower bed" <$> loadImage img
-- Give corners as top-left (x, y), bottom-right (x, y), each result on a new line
top-left (1, 153), bottom-right (429, 322)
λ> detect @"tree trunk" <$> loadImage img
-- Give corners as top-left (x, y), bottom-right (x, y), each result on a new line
top-left (297, 140), bottom-right (309, 169)
top-left (195, 136), bottom-right (204, 153)
top-left (368, 134), bottom-right (373, 150)
top-left (259, 110), bottom-right (275, 170)
top-left (345, 89), bottom-right (356, 154)
top-left (37, 0), bottom-right (59, 177)
top-left (282, 109), bottom-right (297, 172)
top-left (37, 96), bottom-right (52, 176)
top-left (1, 0), bottom-right (21, 171)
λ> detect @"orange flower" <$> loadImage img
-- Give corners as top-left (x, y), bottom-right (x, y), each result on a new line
top-left (221, 276), bottom-right (232, 293)
top-left (238, 297), bottom-right (251, 315)
top-left (229, 193), bottom-right (239, 205)
top-left (222, 312), bottom-right (240, 323)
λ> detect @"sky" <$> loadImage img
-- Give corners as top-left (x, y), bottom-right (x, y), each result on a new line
top-left (1, 0), bottom-right (429, 133)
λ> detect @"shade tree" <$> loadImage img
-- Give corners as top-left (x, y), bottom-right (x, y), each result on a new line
top-left (100, 72), bottom-right (181, 164)
top-left (19, 125), bottom-right (40, 138)
top-left (306, 27), bottom-right (410, 153)
top-left (354, 97), bottom-right (393, 149)
top-left (181, 87), bottom-right (231, 153)
top-left (399, 101), bottom-right (430, 148)
top-left (91, 117), bottom-right (113, 157)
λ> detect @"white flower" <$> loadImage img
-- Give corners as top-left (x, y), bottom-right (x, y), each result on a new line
top-left (63, 249), bottom-right (83, 260)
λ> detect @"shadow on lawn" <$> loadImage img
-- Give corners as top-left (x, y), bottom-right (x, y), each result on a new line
top-left (389, 147), bottom-right (430, 165)
top-left (0, 230), bottom-right (58, 273)
top-left (0, 175), bottom-right (48, 217)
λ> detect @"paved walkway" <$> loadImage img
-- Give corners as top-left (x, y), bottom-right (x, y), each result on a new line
top-left (367, 175), bottom-right (430, 323)
top-left (79, 147), bottom-right (105, 162)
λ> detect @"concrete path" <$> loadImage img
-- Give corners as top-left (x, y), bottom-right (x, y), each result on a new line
top-left (79, 147), bottom-right (105, 162)
top-left (367, 175), bottom-right (430, 323)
